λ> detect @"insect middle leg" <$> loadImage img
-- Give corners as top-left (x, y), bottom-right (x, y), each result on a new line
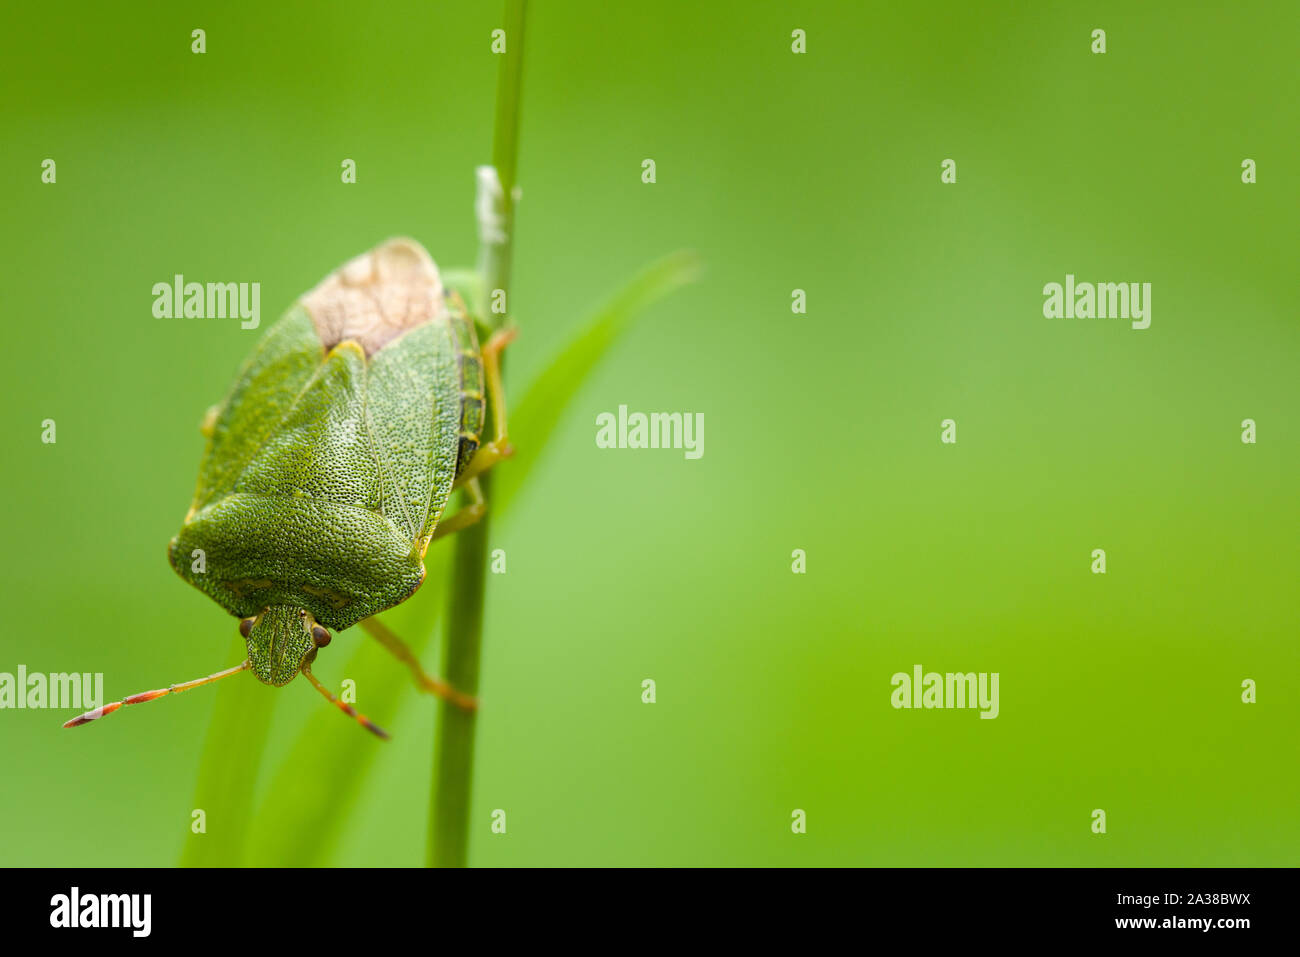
top-left (453, 325), bottom-right (516, 489)
top-left (429, 477), bottom-right (487, 542)
top-left (414, 479), bottom-right (487, 560)
top-left (358, 617), bottom-right (478, 711)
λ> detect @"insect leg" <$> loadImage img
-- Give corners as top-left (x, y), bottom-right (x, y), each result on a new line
top-left (358, 616), bottom-right (478, 712)
top-left (428, 478), bottom-right (487, 543)
top-left (452, 325), bottom-right (516, 489)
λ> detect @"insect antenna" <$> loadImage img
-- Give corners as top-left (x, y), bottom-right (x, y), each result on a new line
top-left (300, 663), bottom-right (390, 740)
top-left (62, 661), bottom-right (251, 728)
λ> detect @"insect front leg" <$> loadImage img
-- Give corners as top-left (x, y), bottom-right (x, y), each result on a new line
top-left (358, 616), bottom-right (478, 711)
top-left (452, 325), bottom-right (516, 489)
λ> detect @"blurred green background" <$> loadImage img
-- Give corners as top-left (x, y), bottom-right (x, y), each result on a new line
top-left (2, 0), bottom-right (1296, 866)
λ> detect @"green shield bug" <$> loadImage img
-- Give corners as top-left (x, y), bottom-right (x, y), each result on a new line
top-left (64, 238), bottom-right (514, 739)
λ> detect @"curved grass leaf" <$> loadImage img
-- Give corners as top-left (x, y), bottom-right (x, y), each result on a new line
top-left (495, 249), bottom-right (703, 516)
top-left (246, 550), bottom-right (450, 866)
top-left (179, 635), bottom-right (278, 866)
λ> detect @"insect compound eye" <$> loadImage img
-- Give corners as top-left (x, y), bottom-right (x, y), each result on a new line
top-left (312, 625), bottom-right (332, 647)
top-left (239, 618), bottom-right (255, 638)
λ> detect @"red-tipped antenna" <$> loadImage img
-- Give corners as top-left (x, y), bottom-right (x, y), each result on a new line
top-left (63, 661), bottom-right (251, 728)
top-left (301, 663), bottom-right (390, 740)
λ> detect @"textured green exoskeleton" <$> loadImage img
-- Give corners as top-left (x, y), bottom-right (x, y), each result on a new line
top-left (64, 239), bottom-right (513, 738)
